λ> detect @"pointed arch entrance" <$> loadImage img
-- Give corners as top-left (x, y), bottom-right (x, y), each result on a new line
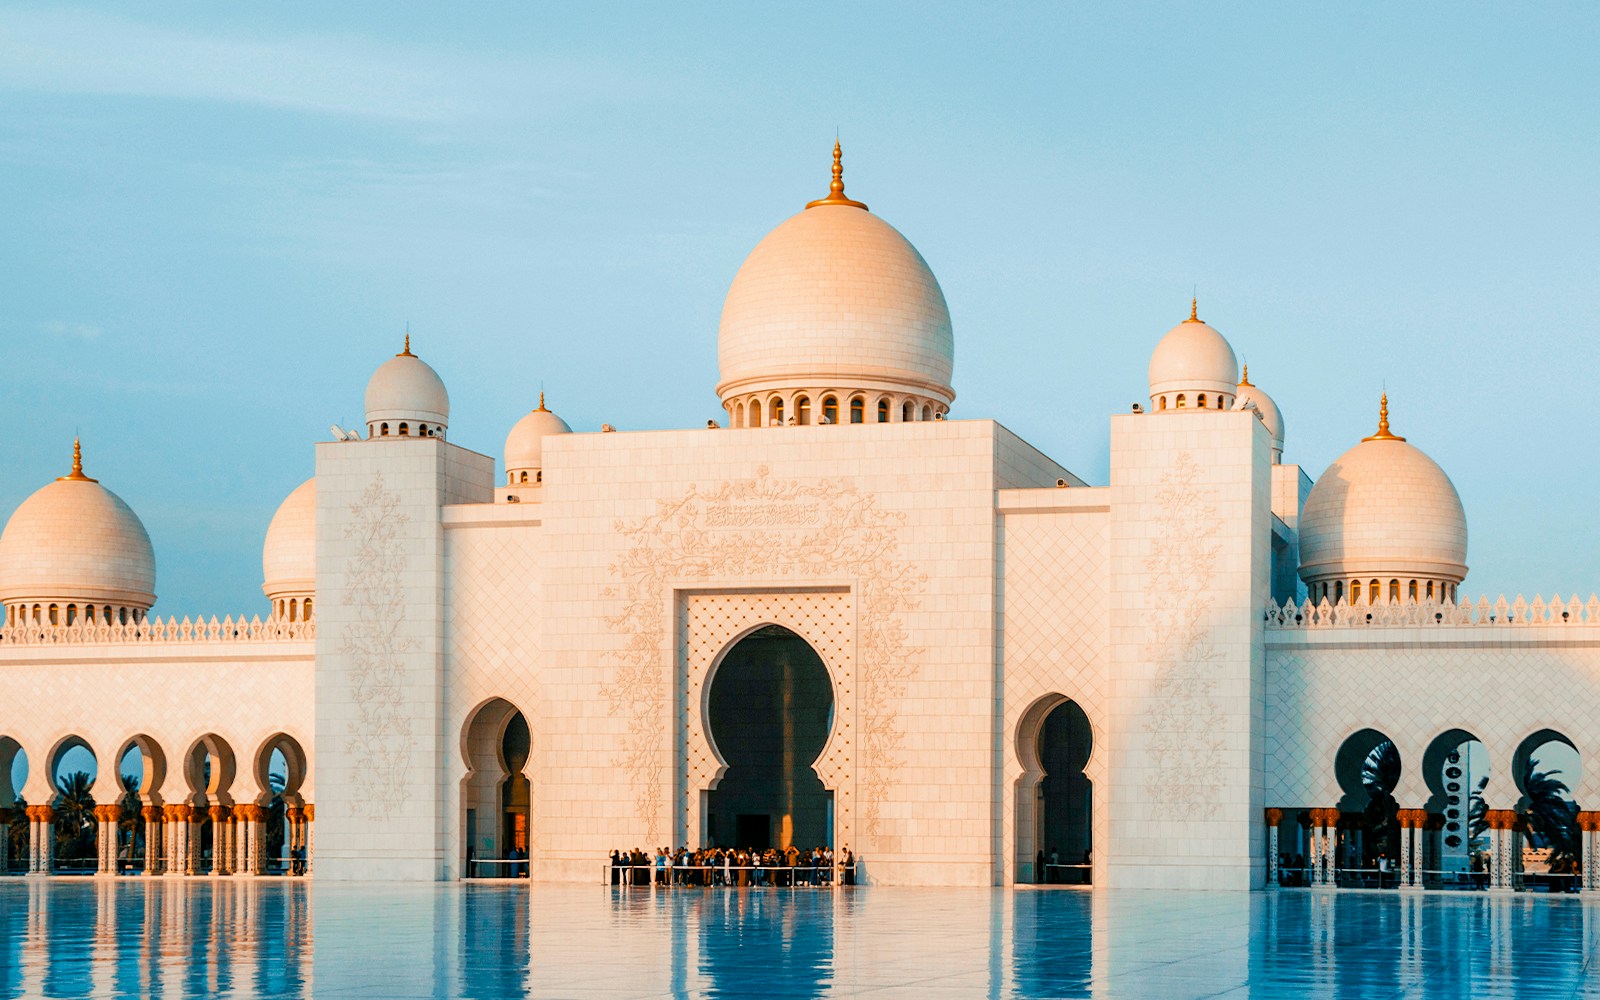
top-left (460, 698), bottom-right (531, 878)
top-left (1015, 695), bottom-right (1093, 884)
top-left (703, 625), bottom-right (835, 850)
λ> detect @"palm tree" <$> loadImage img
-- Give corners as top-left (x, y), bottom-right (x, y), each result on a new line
top-left (117, 772), bottom-right (143, 865)
top-left (1521, 759), bottom-right (1580, 873)
top-left (265, 770), bottom-right (287, 867)
top-left (53, 770), bottom-right (95, 868)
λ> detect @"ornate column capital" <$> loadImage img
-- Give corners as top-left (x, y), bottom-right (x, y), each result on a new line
top-left (1264, 808), bottom-right (1284, 827)
top-left (25, 804), bottom-right (55, 823)
top-left (285, 806), bottom-right (304, 822)
top-left (303, 804), bottom-right (314, 822)
top-left (1576, 810), bottom-right (1600, 832)
top-left (1396, 808), bottom-right (1428, 828)
top-left (169, 804), bottom-right (195, 822)
top-left (141, 805), bottom-right (163, 823)
top-left (1485, 808), bottom-right (1519, 831)
top-left (209, 805), bottom-right (231, 824)
top-left (93, 803), bottom-right (122, 823)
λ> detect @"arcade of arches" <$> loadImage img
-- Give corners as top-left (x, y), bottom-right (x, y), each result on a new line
top-left (1267, 727), bottom-right (1599, 892)
top-left (0, 731), bottom-right (312, 878)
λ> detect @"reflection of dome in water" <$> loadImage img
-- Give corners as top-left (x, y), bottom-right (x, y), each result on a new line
top-left (717, 142), bottom-right (954, 425)
top-left (0, 440), bottom-right (156, 620)
top-left (1299, 395), bottom-right (1467, 602)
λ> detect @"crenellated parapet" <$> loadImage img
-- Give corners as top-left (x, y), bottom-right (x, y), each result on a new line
top-left (1266, 592), bottom-right (1600, 629)
top-left (0, 613), bottom-right (313, 646)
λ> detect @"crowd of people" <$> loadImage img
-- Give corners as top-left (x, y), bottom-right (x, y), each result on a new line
top-left (609, 846), bottom-right (857, 887)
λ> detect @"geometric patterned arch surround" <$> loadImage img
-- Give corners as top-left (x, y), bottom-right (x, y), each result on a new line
top-left (680, 588), bottom-right (856, 851)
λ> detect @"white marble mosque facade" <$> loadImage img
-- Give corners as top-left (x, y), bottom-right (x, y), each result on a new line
top-left (3, 144), bottom-right (1599, 891)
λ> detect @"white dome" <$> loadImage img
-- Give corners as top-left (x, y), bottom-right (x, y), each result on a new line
top-left (716, 144), bottom-right (954, 409)
top-left (365, 337), bottom-right (449, 436)
top-left (1299, 400), bottom-right (1467, 592)
top-left (262, 478), bottom-right (315, 601)
top-left (504, 395), bottom-right (572, 484)
top-left (1234, 367), bottom-right (1284, 459)
top-left (0, 443), bottom-right (156, 611)
top-left (1149, 302), bottom-right (1239, 405)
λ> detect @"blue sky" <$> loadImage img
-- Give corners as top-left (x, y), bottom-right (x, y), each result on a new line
top-left (3, 2), bottom-right (1599, 618)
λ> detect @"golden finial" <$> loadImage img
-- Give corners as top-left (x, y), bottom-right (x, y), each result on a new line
top-left (1184, 297), bottom-right (1201, 323)
top-left (58, 437), bottom-right (97, 483)
top-left (1363, 392), bottom-right (1407, 442)
top-left (398, 330), bottom-right (415, 357)
top-left (536, 391), bottom-right (548, 412)
top-left (1238, 363), bottom-right (1251, 387)
top-left (805, 138), bottom-right (868, 211)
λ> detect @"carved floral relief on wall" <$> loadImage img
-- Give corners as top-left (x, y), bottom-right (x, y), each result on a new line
top-left (600, 466), bottom-right (924, 844)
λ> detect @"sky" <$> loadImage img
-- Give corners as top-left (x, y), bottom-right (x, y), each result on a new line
top-left (3, 2), bottom-right (1599, 620)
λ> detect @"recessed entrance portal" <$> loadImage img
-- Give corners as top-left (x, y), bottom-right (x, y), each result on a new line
top-left (705, 625), bottom-right (834, 851)
top-left (461, 698), bottom-right (531, 878)
top-left (1015, 694), bottom-right (1093, 884)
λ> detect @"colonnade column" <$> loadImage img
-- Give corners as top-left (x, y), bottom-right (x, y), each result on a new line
top-left (1485, 809), bottom-right (1516, 891)
top-left (210, 806), bottom-right (231, 876)
top-left (1579, 812), bottom-right (1600, 892)
top-left (0, 809), bottom-right (10, 874)
top-left (167, 804), bottom-right (195, 875)
top-left (1264, 809), bottom-right (1282, 887)
top-left (93, 804), bottom-right (121, 875)
top-left (141, 806), bottom-right (162, 876)
top-left (1396, 809), bottom-right (1425, 889)
top-left (286, 806), bottom-right (304, 875)
top-left (1309, 808), bottom-right (1336, 885)
top-left (231, 805), bottom-right (251, 875)
top-left (304, 804), bottom-right (314, 875)
top-left (25, 805), bottom-right (54, 875)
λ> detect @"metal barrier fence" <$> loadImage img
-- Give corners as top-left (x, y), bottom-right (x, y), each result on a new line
top-left (1275, 866), bottom-right (1584, 892)
top-left (602, 862), bottom-right (856, 887)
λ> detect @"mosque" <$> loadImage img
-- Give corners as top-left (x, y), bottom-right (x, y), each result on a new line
top-left (3, 143), bottom-right (1598, 892)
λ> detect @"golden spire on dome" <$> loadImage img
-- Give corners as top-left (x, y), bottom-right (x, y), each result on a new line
top-left (805, 139), bottom-right (869, 211)
top-left (1238, 363), bottom-right (1251, 387)
top-left (1362, 392), bottom-right (1407, 442)
top-left (1184, 297), bottom-right (1202, 324)
top-left (58, 437), bottom-right (98, 483)
top-left (535, 391), bottom-right (548, 412)
top-left (398, 330), bottom-right (415, 357)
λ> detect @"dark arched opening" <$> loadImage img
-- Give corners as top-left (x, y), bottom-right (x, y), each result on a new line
top-left (461, 698), bottom-right (530, 878)
top-left (705, 625), bottom-right (834, 851)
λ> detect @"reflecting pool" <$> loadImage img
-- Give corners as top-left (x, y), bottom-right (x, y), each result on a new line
top-left (2, 880), bottom-right (1599, 998)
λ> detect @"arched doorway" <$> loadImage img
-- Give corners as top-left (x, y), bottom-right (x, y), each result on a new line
top-left (1333, 729), bottom-right (1400, 886)
top-left (461, 698), bottom-right (530, 878)
top-left (48, 736), bottom-right (99, 873)
top-left (114, 735), bottom-right (166, 875)
top-left (256, 733), bottom-right (309, 875)
top-left (1014, 695), bottom-right (1093, 884)
top-left (1513, 729), bottom-right (1581, 891)
top-left (1, 738), bottom-right (25, 873)
top-left (185, 734), bottom-right (236, 874)
top-left (704, 625), bottom-right (834, 851)
top-left (1421, 729), bottom-right (1489, 888)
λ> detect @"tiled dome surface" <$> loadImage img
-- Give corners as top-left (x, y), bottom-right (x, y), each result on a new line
top-left (716, 204), bottom-right (954, 402)
top-left (0, 477), bottom-right (156, 607)
top-left (262, 477), bottom-right (315, 598)
top-left (1300, 436), bottom-right (1468, 584)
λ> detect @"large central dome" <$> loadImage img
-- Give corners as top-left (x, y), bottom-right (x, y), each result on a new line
top-left (716, 142), bottom-right (954, 426)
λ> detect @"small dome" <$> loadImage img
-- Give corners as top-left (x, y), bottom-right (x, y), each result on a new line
top-left (0, 441), bottom-right (156, 613)
top-left (1149, 301), bottom-right (1239, 406)
top-left (504, 394), bottom-right (572, 485)
top-left (262, 478), bottom-right (315, 602)
top-left (1234, 367), bottom-right (1284, 460)
top-left (365, 335), bottom-right (449, 437)
top-left (1300, 397), bottom-right (1467, 595)
top-left (716, 142), bottom-right (954, 414)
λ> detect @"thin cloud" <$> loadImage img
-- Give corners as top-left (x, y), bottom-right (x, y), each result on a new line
top-left (42, 320), bottom-right (101, 341)
top-left (0, 8), bottom-right (649, 122)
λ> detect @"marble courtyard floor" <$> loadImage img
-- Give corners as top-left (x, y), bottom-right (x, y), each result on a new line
top-left (1, 879), bottom-right (1598, 998)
